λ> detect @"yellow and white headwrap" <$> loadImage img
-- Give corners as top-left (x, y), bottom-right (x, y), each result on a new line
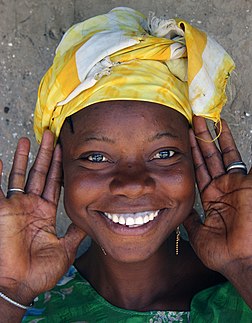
top-left (34, 7), bottom-right (235, 143)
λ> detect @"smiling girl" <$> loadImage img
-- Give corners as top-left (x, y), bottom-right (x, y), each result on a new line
top-left (0, 7), bottom-right (251, 323)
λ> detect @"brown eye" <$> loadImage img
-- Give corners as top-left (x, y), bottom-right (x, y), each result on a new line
top-left (151, 150), bottom-right (175, 160)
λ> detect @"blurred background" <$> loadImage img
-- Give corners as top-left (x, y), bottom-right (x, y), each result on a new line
top-left (0, 0), bottom-right (251, 244)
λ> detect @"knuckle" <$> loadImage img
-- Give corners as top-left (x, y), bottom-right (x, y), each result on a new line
top-left (194, 128), bottom-right (209, 137)
top-left (39, 145), bottom-right (54, 158)
top-left (47, 173), bottom-right (62, 184)
top-left (204, 150), bottom-right (221, 160)
top-left (29, 165), bottom-right (48, 177)
top-left (28, 187), bottom-right (42, 195)
top-left (222, 146), bottom-right (238, 155)
top-left (194, 161), bottom-right (205, 171)
top-left (9, 169), bottom-right (26, 179)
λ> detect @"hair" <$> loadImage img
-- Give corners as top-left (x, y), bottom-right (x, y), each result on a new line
top-left (66, 116), bottom-right (74, 133)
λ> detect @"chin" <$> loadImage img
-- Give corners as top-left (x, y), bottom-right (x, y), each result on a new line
top-left (105, 241), bottom-right (163, 264)
top-left (111, 252), bottom-right (154, 264)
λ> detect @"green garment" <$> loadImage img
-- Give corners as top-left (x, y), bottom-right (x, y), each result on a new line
top-left (190, 282), bottom-right (252, 323)
top-left (22, 266), bottom-right (251, 323)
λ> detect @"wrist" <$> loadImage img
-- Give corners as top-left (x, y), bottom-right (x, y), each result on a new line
top-left (221, 258), bottom-right (252, 309)
top-left (0, 279), bottom-right (36, 309)
top-left (0, 296), bottom-right (26, 323)
top-left (221, 257), bottom-right (252, 280)
top-left (0, 291), bottom-right (34, 310)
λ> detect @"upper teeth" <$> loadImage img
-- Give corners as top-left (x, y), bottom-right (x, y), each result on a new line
top-left (103, 210), bottom-right (159, 227)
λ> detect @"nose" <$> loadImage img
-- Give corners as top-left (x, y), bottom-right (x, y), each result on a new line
top-left (109, 163), bottom-right (155, 198)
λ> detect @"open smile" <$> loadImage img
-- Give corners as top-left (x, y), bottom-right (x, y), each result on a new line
top-left (102, 210), bottom-right (160, 228)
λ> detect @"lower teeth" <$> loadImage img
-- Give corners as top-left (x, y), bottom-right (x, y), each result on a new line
top-left (127, 224), bottom-right (143, 228)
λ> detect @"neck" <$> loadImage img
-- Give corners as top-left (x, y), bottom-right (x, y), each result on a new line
top-left (98, 243), bottom-right (171, 311)
top-left (75, 235), bottom-right (193, 311)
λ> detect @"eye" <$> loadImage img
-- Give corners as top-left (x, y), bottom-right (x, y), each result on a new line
top-left (86, 153), bottom-right (108, 163)
top-left (151, 150), bottom-right (175, 160)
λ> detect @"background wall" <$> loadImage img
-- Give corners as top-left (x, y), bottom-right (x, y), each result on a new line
top-left (0, 0), bottom-right (251, 238)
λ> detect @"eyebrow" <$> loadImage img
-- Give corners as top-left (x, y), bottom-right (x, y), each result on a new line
top-left (149, 131), bottom-right (179, 142)
top-left (81, 131), bottom-right (178, 144)
top-left (82, 135), bottom-right (115, 144)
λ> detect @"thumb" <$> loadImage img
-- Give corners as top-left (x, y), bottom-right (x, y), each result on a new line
top-left (184, 209), bottom-right (228, 271)
top-left (62, 223), bottom-right (87, 264)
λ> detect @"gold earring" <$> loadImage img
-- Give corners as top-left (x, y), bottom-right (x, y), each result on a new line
top-left (101, 246), bottom-right (107, 256)
top-left (175, 226), bottom-right (180, 256)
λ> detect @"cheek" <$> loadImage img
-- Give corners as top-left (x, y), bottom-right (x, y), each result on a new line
top-left (62, 173), bottom-right (98, 236)
top-left (176, 170), bottom-right (195, 196)
top-left (159, 164), bottom-right (195, 206)
top-left (177, 171), bottom-right (196, 214)
top-left (177, 169), bottom-right (195, 203)
top-left (157, 167), bottom-right (195, 232)
top-left (63, 168), bottom-right (107, 216)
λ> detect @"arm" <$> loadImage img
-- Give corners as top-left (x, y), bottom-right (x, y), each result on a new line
top-left (0, 131), bottom-right (86, 320)
top-left (0, 298), bottom-right (25, 323)
top-left (222, 259), bottom-right (252, 308)
top-left (184, 116), bottom-right (252, 308)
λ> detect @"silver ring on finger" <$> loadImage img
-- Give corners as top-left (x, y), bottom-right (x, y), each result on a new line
top-left (226, 161), bottom-right (247, 174)
top-left (7, 188), bottom-right (25, 194)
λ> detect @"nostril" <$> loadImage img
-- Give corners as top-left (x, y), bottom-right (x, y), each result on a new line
top-left (127, 164), bottom-right (133, 169)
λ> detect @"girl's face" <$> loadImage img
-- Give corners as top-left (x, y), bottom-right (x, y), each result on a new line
top-left (60, 101), bottom-right (195, 262)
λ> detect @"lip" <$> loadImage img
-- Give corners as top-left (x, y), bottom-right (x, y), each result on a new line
top-left (96, 209), bottom-right (166, 236)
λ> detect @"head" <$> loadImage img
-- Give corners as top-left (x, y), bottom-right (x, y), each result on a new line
top-left (59, 100), bottom-right (195, 262)
top-left (34, 7), bottom-right (234, 262)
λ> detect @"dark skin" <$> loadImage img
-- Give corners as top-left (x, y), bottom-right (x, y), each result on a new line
top-left (75, 236), bottom-right (225, 311)
top-left (0, 101), bottom-right (251, 322)
top-left (60, 101), bottom-right (224, 310)
top-left (61, 102), bottom-right (196, 264)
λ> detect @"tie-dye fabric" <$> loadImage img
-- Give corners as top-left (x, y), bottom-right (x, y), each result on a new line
top-left (34, 7), bottom-right (235, 143)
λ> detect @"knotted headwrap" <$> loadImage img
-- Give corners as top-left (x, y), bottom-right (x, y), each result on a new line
top-left (34, 7), bottom-right (235, 143)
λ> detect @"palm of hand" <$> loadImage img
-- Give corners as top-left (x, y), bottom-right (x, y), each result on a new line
top-left (198, 172), bottom-right (252, 271)
top-left (0, 195), bottom-right (63, 293)
top-left (185, 117), bottom-right (252, 274)
top-left (0, 131), bottom-right (85, 302)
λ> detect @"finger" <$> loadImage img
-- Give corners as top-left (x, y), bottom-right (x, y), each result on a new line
top-left (193, 116), bottom-right (225, 178)
top-left (25, 130), bottom-right (54, 195)
top-left (184, 209), bottom-right (229, 271)
top-left (42, 144), bottom-right (62, 205)
top-left (216, 119), bottom-right (243, 173)
top-left (184, 209), bottom-right (225, 247)
top-left (62, 224), bottom-right (87, 264)
top-left (189, 129), bottom-right (211, 193)
top-left (0, 160), bottom-right (4, 198)
top-left (8, 137), bottom-right (30, 196)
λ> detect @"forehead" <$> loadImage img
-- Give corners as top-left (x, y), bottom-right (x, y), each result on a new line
top-left (61, 100), bottom-right (189, 141)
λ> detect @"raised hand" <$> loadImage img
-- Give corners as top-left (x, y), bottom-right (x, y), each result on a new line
top-left (184, 116), bottom-right (252, 307)
top-left (0, 131), bottom-right (86, 308)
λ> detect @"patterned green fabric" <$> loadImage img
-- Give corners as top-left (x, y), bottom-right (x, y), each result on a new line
top-left (22, 266), bottom-right (251, 323)
top-left (190, 282), bottom-right (252, 322)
